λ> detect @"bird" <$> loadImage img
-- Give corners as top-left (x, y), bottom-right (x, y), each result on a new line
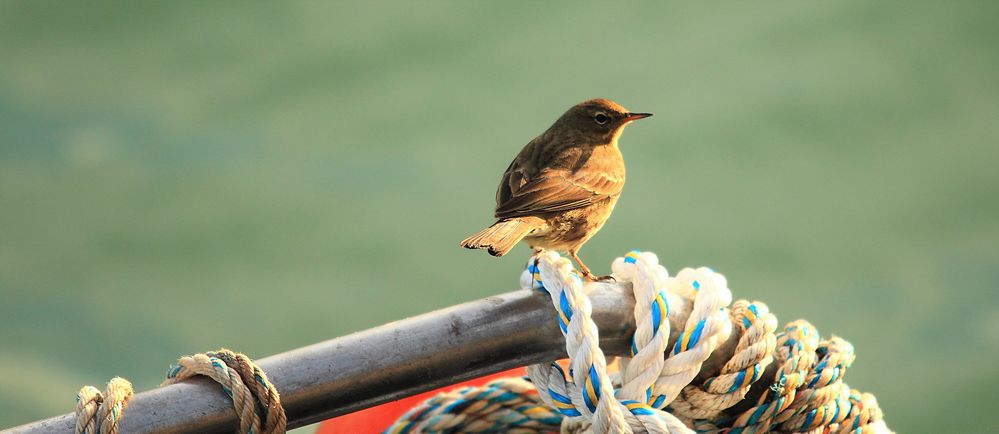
top-left (460, 98), bottom-right (651, 281)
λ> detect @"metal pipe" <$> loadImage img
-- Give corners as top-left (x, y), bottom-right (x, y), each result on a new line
top-left (7, 282), bottom-right (648, 433)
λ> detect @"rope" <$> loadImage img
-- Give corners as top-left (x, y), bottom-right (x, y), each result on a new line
top-left (525, 251), bottom-right (693, 434)
top-left (65, 249), bottom-right (890, 434)
top-left (388, 250), bottom-right (892, 434)
top-left (385, 377), bottom-right (562, 433)
top-left (163, 348), bottom-right (287, 434)
top-left (74, 377), bottom-right (133, 434)
top-left (73, 348), bottom-right (284, 434)
top-left (205, 349), bottom-right (288, 434)
top-left (669, 300), bottom-right (777, 423)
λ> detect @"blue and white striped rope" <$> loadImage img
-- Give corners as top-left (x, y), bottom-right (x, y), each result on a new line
top-left (670, 300), bottom-right (778, 423)
top-left (524, 251), bottom-right (693, 434)
top-left (647, 266), bottom-right (733, 410)
top-left (729, 319), bottom-right (820, 433)
top-left (523, 251), bottom-right (632, 433)
top-left (384, 377), bottom-right (561, 433)
top-left (390, 249), bottom-right (892, 434)
top-left (613, 251), bottom-right (673, 406)
top-left (777, 336), bottom-right (857, 432)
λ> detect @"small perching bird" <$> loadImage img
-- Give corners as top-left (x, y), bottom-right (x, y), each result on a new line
top-left (460, 98), bottom-right (651, 281)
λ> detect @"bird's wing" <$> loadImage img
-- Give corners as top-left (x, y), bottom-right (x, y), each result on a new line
top-left (495, 159), bottom-right (521, 208)
top-left (494, 167), bottom-right (623, 219)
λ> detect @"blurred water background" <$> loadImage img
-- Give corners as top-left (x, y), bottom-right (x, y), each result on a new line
top-left (1, 1), bottom-right (997, 432)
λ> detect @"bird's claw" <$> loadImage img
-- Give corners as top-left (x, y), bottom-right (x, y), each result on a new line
top-left (580, 272), bottom-right (615, 283)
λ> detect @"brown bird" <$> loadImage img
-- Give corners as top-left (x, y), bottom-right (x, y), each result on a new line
top-left (460, 98), bottom-right (651, 280)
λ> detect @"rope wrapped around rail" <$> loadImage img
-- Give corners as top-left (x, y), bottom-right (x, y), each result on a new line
top-left (387, 250), bottom-right (892, 433)
top-left (74, 378), bottom-right (133, 434)
top-left (72, 349), bottom-right (284, 434)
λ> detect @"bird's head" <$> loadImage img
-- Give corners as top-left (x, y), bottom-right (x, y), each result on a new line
top-left (554, 98), bottom-right (652, 145)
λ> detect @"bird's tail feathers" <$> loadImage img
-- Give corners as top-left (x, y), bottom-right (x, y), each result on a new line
top-left (459, 217), bottom-right (544, 257)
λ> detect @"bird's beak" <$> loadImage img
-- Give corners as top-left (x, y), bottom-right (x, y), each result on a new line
top-left (623, 112), bottom-right (653, 122)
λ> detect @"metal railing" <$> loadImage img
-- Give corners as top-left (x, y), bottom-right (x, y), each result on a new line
top-left (8, 281), bottom-right (659, 433)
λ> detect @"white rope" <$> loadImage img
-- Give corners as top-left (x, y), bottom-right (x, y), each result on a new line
top-left (652, 267), bottom-right (733, 408)
top-left (669, 299), bottom-right (778, 423)
top-left (523, 250), bottom-right (738, 434)
top-left (523, 251), bottom-right (631, 433)
top-left (612, 251), bottom-right (677, 403)
top-left (394, 248), bottom-right (892, 433)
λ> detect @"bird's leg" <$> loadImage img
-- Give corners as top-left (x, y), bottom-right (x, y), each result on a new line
top-left (530, 246), bottom-right (545, 268)
top-left (569, 250), bottom-right (615, 282)
top-left (531, 247), bottom-right (541, 270)
top-left (529, 246), bottom-right (543, 284)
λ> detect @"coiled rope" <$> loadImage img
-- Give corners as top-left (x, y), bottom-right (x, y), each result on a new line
top-left (73, 348), bottom-right (285, 434)
top-left (387, 377), bottom-right (563, 433)
top-left (387, 250), bottom-right (892, 433)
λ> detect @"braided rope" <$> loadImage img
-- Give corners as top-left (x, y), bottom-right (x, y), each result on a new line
top-left (614, 251), bottom-right (674, 403)
top-left (776, 336), bottom-right (855, 432)
top-left (651, 266), bottom-right (734, 410)
top-left (73, 377), bottom-right (133, 434)
top-left (524, 251), bottom-right (690, 434)
top-left (728, 320), bottom-right (821, 433)
top-left (388, 250), bottom-right (892, 434)
top-left (208, 349), bottom-right (288, 433)
top-left (384, 377), bottom-right (562, 433)
top-left (163, 348), bottom-right (286, 434)
top-left (670, 300), bottom-right (777, 423)
top-left (75, 386), bottom-right (102, 434)
top-left (164, 353), bottom-right (261, 433)
top-left (73, 348), bottom-right (284, 434)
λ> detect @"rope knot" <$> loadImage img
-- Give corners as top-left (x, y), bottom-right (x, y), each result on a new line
top-left (73, 378), bottom-right (132, 434)
top-left (74, 349), bottom-right (284, 434)
top-left (163, 348), bottom-right (286, 434)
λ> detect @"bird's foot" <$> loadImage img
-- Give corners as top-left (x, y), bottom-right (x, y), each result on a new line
top-left (579, 271), bottom-right (615, 283)
top-left (591, 274), bottom-right (616, 283)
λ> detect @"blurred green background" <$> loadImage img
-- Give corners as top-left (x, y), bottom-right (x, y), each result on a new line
top-left (2, 1), bottom-right (997, 432)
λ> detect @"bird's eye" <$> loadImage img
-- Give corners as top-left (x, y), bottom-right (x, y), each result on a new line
top-left (594, 113), bottom-right (609, 124)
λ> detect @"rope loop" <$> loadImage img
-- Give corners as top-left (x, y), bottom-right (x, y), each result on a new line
top-left (63, 249), bottom-right (893, 434)
top-left (163, 348), bottom-right (286, 434)
top-left (73, 377), bottom-right (133, 434)
top-left (206, 349), bottom-right (288, 434)
top-left (73, 348), bottom-right (283, 434)
top-left (669, 300), bottom-right (777, 424)
top-left (390, 249), bottom-right (892, 434)
top-left (385, 377), bottom-right (562, 433)
top-left (526, 251), bottom-right (636, 433)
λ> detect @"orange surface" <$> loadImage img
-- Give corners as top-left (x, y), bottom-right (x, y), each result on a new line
top-left (315, 367), bottom-right (529, 434)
